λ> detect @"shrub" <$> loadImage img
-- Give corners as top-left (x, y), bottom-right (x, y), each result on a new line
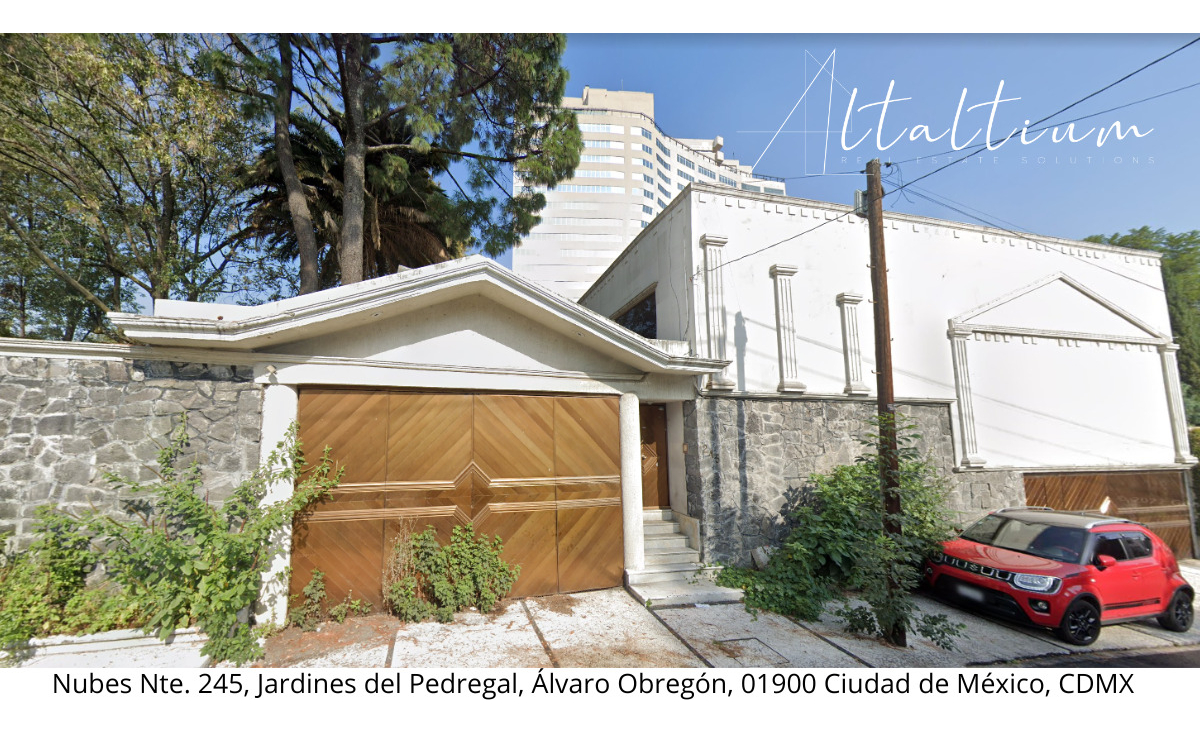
top-left (287, 569), bottom-right (327, 632)
top-left (328, 594), bottom-right (371, 623)
top-left (1, 511), bottom-right (142, 657)
top-left (384, 524), bottom-right (519, 623)
top-left (717, 416), bottom-right (964, 649)
top-left (1, 415), bottom-right (339, 666)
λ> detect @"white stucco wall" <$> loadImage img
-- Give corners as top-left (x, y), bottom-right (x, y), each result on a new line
top-left (583, 185), bottom-right (1184, 470)
top-left (582, 200), bottom-right (696, 345)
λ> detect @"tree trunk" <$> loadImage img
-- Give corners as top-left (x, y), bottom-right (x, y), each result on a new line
top-left (273, 35), bottom-right (321, 295)
top-left (336, 33), bottom-right (367, 285)
top-left (17, 274), bottom-right (28, 338)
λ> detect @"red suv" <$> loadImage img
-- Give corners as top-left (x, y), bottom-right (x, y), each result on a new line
top-left (926, 507), bottom-right (1194, 645)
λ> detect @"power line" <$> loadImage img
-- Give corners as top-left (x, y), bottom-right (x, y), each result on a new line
top-left (884, 76), bottom-right (1200, 168)
top-left (880, 36), bottom-right (1200, 192)
top-left (763, 38), bottom-right (1200, 179)
top-left (693, 38), bottom-right (1200, 276)
top-left (893, 178), bottom-right (1164, 293)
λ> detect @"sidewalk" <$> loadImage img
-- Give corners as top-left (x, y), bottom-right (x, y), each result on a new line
top-left (12, 563), bottom-right (1198, 668)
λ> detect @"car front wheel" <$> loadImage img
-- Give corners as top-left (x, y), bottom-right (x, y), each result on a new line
top-left (1057, 599), bottom-right (1101, 646)
top-left (1158, 589), bottom-right (1194, 633)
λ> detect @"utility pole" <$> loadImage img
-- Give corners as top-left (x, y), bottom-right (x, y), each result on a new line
top-left (866, 158), bottom-right (905, 647)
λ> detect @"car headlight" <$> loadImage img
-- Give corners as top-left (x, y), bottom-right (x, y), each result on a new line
top-left (1010, 573), bottom-right (1059, 593)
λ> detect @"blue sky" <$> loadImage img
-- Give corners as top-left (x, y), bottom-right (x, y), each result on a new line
top-left (498, 34), bottom-right (1199, 266)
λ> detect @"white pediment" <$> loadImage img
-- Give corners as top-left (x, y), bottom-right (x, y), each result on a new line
top-left (953, 273), bottom-right (1167, 341)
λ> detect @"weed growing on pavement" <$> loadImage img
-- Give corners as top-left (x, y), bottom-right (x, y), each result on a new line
top-left (329, 593), bottom-right (372, 623)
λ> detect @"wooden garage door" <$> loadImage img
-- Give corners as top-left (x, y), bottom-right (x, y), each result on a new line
top-left (1024, 471), bottom-right (1194, 558)
top-left (290, 390), bottom-right (622, 608)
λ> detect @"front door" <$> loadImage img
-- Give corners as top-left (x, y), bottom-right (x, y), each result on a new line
top-left (639, 404), bottom-right (670, 508)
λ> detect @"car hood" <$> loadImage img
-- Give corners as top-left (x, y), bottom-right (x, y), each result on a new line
top-left (942, 538), bottom-right (1080, 575)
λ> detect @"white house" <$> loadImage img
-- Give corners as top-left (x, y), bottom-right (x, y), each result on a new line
top-left (1, 183), bottom-right (1195, 620)
top-left (580, 182), bottom-right (1198, 566)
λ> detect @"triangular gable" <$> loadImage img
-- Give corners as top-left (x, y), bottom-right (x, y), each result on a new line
top-left (109, 256), bottom-right (726, 376)
top-left (952, 273), bottom-right (1167, 341)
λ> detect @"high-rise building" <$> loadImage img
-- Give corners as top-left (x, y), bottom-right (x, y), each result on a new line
top-left (512, 87), bottom-right (785, 300)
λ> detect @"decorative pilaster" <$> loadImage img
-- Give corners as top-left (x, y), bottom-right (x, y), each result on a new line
top-left (836, 292), bottom-right (870, 395)
top-left (701, 234), bottom-right (733, 389)
top-left (619, 392), bottom-right (646, 573)
top-left (1159, 343), bottom-right (1198, 464)
top-left (949, 324), bottom-right (987, 468)
top-left (770, 265), bottom-right (805, 392)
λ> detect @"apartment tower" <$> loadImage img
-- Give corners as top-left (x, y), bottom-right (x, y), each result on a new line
top-left (513, 87), bottom-right (785, 301)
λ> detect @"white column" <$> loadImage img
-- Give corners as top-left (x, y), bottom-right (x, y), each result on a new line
top-left (949, 325), bottom-right (987, 468)
top-left (837, 292), bottom-right (869, 395)
top-left (619, 392), bottom-right (646, 574)
top-left (1159, 343), bottom-right (1198, 464)
top-left (256, 382), bottom-right (299, 626)
top-left (770, 265), bottom-right (806, 392)
top-left (701, 234), bottom-right (733, 389)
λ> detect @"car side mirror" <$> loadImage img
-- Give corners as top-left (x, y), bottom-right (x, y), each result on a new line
top-left (1095, 554), bottom-right (1117, 570)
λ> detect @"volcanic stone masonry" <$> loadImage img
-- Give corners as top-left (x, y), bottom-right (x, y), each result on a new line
top-left (682, 396), bottom-right (1026, 566)
top-left (0, 355), bottom-right (263, 550)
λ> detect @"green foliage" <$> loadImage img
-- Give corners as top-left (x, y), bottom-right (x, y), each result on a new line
top-left (1086, 227), bottom-right (1200, 395)
top-left (384, 525), bottom-right (520, 624)
top-left (1, 416), bottom-right (339, 665)
top-left (287, 569), bottom-right (327, 631)
top-left (328, 594), bottom-right (372, 624)
top-left (206, 33), bottom-right (581, 280)
top-left (0, 513), bottom-right (141, 655)
top-left (0, 34), bottom-right (270, 311)
top-left (717, 416), bottom-right (964, 649)
top-left (386, 576), bottom-right (434, 623)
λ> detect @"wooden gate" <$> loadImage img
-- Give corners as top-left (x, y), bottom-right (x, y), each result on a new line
top-left (1024, 471), bottom-right (1194, 558)
top-left (290, 390), bottom-right (623, 608)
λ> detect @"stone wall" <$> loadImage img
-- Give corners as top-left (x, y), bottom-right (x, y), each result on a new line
top-left (682, 395), bottom-right (1025, 566)
top-left (0, 355), bottom-right (262, 550)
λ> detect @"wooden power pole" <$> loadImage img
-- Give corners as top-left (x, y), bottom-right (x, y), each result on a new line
top-left (866, 158), bottom-right (906, 647)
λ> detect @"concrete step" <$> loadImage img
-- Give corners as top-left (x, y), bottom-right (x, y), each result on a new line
top-left (645, 548), bottom-right (701, 566)
top-left (627, 577), bottom-right (744, 607)
top-left (643, 520), bottom-right (682, 536)
top-left (626, 562), bottom-right (712, 585)
top-left (644, 534), bottom-right (690, 551)
top-left (643, 508), bottom-right (674, 522)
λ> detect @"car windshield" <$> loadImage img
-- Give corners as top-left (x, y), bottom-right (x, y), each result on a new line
top-left (960, 515), bottom-right (1087, 563)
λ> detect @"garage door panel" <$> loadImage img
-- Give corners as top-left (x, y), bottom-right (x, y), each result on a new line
top-left (290, 518), bottom-right (385, 610)
top-left (299, 390), bottom-right (389, 484)
top-left (1025, 471), bottom-right (1193, 558)
top-left (555, 397), bottom-right (620, 477)
top-left (296, 391), bottom-right (624, 602)
top-left (476, 509), bottom-right (559, 597)
top-left (474, 395), bottom-right (555, 480)
top-left (557, 505), bottom-right (624, 593)
top-left (387, 393), bottom-right (473, 481)
top-left (310, 488), bottom-right (386, 513)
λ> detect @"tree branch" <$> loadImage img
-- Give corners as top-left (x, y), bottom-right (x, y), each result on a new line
top-left (366, 144), bottom-right (537, 163)
top-left (3, 210), bottom-right (112, 316)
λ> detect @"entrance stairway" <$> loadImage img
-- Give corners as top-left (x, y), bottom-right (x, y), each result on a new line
top-left (625, 509), bottom-right (744, 607)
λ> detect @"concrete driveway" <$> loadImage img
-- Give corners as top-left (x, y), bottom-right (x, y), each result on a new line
top-left (15, 563), bottom-right (1199, 668)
